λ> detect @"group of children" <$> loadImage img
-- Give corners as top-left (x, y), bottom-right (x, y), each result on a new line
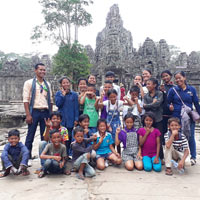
top-left (0, 71), bottom-right (191, 179)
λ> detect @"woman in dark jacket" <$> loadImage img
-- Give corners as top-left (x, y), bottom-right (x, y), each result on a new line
top-left (167, 71), bottom-right (200, 165)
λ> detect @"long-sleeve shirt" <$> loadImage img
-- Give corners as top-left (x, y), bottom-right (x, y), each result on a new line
top-left (1, 142), bottom-right (29, 169)
top-left (55, 90), bottom-right (79, 128)
top-left (167, 85), bottom-right (200, 119)
top-left (71, 138), bottom-right (93, 162)
top-left (143, 90), bottom-right (163, 122)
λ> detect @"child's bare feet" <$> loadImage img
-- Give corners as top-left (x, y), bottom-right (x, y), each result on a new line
top-left (77, 173), bottom-right (84, 180)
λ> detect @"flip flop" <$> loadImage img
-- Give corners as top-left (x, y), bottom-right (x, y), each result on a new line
top-left (76, 174), bottom-right (84, 180)
top-left (64, 170), bottom-right (71, 175)
top-left (165, 168), bottom-right (173, 176)
top-left (38, 170), bottom-right (45, 178)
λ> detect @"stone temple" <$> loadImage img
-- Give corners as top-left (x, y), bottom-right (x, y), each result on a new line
top-left (87, 4), bottom-right (200, 94)
top-left (0, 4), bottom-right (200, 103)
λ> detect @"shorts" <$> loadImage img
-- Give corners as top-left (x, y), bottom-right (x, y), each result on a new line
top-left (96, 153), bottom-right (112, 160)
top-left (122, 153), bottom-right (141, 163)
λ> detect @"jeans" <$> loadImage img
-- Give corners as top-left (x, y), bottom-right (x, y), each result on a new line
top-left (143, 156), bottom-right (162, 172)
top-left (43, 159), bottom-right (66, 174)
top-left (25, 109), bottom-right (49, 158)
top-left (189, 121), bottom-right (196, 159)
top-left (155, 121), bottom-right (164, 160)
top-left (66, 128), bottom-right (73, 156)
top-left (74, 153), bottom-right (95, 177)
top-left (39, 141), bottom-right (48, 167)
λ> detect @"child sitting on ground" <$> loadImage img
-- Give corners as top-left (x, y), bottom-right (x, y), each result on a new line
top-left (93, 119), bottom-right (122, 170)
top-left (115, 113), bottom-right (143, 171)
top-left (38, 111), bottom-right (69, 174)
top-left (164, 117), bottom-right (190, 175)
top-left (71, 127), bottom-right (97, 180)
top-left (0, 129), bottom-right (29, 177)
top-left (137, 112), bottom-right (162, 172)
top-left (38, 129), bottom-right (68, 178)
top-left (80, 83), bottom-right (99, 134)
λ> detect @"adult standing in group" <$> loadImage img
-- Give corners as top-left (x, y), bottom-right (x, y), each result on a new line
top-left (167, 71), bottom-right (200, 165)
top-left (143, 77), bottom-right (164, 163)
top-left (142, 69), bottom-right (152, 96)
top-left (100, 71), bottom-right (121, 100)
top-left (88, 74), bottom-right (100, 96)
top-left (55, 77), bottom-right (79, 155)
top-left (23, 63), bottom-right (53, 163)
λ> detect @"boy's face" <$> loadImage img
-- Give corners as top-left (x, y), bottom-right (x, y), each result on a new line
top-left (103, 83), bottom-right (112, 94)
top-left (8, 135), bottom-right (20, 146)
top-left (51, 132), bottom-right (61, 147)
top-left (80, 118), bottom-right (89, 129)
top-left (106, 76), bottom-right (114, 82)
top-left (168, 121), bottom-right (181, 132)
top-left (74, 132), bottom-right (84, 143)
top-left (87, 86), bottom-right (95, 98)
top-left (51, 115), bottom-right (61, 128)
top-left (130, 91), bottom-right (139, 100)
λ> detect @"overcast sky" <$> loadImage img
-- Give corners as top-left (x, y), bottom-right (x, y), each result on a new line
top-left (0, 0), bottom-right (200, 55)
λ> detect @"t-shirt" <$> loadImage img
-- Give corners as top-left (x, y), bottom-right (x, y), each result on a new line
top-left (123, 99), bottom-right (143, 117)
top-left (43, 126), bottom-right (69, 142)
top-left (94, 132), bottom-right (114, 155)
top-left (137, 127), bottom-right (161, 157)
top-left (103, 100), bottom-right (124, 113)
top-left (164, 131), bottom-right (189, 153)
top-left (43, 143), bottom-right (67, 158)
top-left (83, 97), bottom-right (99, 127)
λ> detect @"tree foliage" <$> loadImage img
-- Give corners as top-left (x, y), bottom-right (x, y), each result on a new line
top-left (31, 0), bottom-right (93, 45)
top-left (52, 42), bottom-right (91, 82)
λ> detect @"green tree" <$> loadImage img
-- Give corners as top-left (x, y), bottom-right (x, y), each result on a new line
top-left (52, 42), bottom-right (91, 83)
top-left (31, 0), bottom-right (93, 45)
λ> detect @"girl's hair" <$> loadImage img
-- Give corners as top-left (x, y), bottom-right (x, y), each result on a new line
top-left (134, 75), bottom-right (143, 81)
top-left (143, 69), bottom-right (152, 75)
top-left (129, 85), bottom-right (140, 94)
top-left (74, 126), bottom-right (84, 136)
top-left (174, 70), bottom-right (186, 77)
top-left (147, 77), bottom-right (158, 90)
top-left (168, 117), bottom-right (180, 125)
top-left (50, 111), bottom-right (62, 120)
top-left (161, 70), bottom-right (172, 77)
top-left (124, 113), bottom-right (135, 122)
top-left (59, 76), bottom-right (71, 84)
top-left (97, 118), bottom-right (107, 128)
top-left (142, 112), bottom-right (156, 127)
top-left (78, 78), bottom-right (88, 85)
top-left (107, 89), bottom-right (118, 97)
top-left (88, 74), bottom-right (96, 79)
top-left (78, 114), bottom-right (90, 123)
top-left (8, 129), bottom-right (20, 138)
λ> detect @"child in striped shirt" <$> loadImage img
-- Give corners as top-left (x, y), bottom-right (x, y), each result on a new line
top-left (164, 117), bottom-right (190, 175)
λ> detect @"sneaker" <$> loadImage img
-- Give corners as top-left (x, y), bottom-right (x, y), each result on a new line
top-left (105, 160), bottom-right (109, 168)
top-left (28, 160), bottom-right (32, 167)
top-left (191, 158), bottom-right (196, 166)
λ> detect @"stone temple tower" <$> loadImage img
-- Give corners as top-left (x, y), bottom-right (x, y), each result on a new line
top-left (94, 4), bottom-right (135, 85)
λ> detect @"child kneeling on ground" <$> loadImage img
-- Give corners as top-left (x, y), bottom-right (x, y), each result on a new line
top-left (1, 129), bottom-right (29, 177)
top-left (93, 119), bottom-right (122, 170)
top-left (71, 127), bottom-right (97, 180)
top-left (39, 129), bottom-right (68, 178)
top-left (115, 113), bottom-right (143, 171)
top-left (164, 117), bottom-right (190, 175)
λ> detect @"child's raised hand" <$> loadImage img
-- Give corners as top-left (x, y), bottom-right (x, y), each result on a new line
top-left (54, 156), bottom-right (62, 162)
top-left (84, 128), bottom-right (89, 135)
top-left (153, 157), bottom-right (159, 164)
top-left (92, 134), bottom-right (97, 141)
top-left (169, 103), bottom-right (174, 111)
top-left (60, 87), bottom-right (67, 96)
top-left (134, 97), bottom-right (138, 104)
top-left (123, 96), bottom-right (128, 101)
top-left (172, 130), bottom-right (178, 136)
top-left (45, 118), bottom-right (51, 128)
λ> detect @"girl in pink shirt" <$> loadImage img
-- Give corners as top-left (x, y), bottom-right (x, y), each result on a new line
top-left (137, 112), bottom-right (162, 172)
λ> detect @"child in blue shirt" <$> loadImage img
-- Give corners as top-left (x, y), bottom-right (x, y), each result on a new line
top-left (1, 129), bottom-right (29, 177)
top-left (93, 119), bottom-right (122, 170)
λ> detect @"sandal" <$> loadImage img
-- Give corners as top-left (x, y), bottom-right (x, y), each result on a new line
top-left (64, 170), bottom-right (71, 175)
top-left (76, 174), bottom-right (84, 180)
top-left (191, 158), bottom-right (196, 166)
top-left (38, 170), bottom-right (45, 178)
top-left (165, 168), bottom-right (173, 176)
